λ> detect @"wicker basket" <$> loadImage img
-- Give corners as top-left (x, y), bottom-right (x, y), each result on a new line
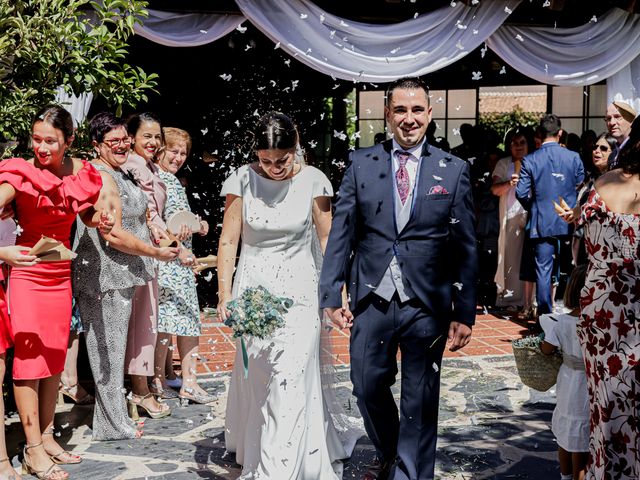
top-left (512, 338), bottom-right (563, 392)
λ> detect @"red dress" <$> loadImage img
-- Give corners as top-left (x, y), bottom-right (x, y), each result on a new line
top-left (0, 268), bottom-right (10, 354)
top-left (0, 158), bottom-right (101, 379)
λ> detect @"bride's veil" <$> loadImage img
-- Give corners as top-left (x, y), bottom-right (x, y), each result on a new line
top-left (311, 210), bottom-right (365, 463)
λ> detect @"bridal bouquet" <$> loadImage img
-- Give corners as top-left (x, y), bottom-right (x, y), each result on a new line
top-left (224, 286), bottom-right (293, 377)
top-left (224, 286), bottom-right (292, 338)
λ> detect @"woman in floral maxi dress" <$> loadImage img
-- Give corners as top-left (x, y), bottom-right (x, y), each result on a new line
top-left (577, 123), bottom-right (640, 480)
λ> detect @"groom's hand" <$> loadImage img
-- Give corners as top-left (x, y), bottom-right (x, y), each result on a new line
top-left (447, 321), bottom-right (472, 352)
top-left (325, 307), bottom-right (354, 330)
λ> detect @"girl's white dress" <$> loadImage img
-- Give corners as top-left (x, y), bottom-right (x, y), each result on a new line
top-left (221, 164), bottom-right (360, 479)
top-left (540, 313), bottom-right (589, 452)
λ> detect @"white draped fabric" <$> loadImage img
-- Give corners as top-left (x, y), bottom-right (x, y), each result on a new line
top-left (486, 8), bottom-right (640, 87)
top-left (608, 56), bottom-right (640, 115)
top-left (234, 0), bottom-right (521, 82)
top-left (134, 8), bottom-right (244, 47)
top-left (129, 3), bottom-right (640, 105)
top-left (54, 87), bottom-right (94, 128)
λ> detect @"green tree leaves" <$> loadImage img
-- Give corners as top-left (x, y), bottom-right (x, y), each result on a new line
top-left (0, 0), bottom-right (158, 151)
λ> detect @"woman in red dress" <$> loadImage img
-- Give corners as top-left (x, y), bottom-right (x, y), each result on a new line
top-left (0, 106), bottom-right (105, 480)
top-left (0, 246), bottom-right (39, 480)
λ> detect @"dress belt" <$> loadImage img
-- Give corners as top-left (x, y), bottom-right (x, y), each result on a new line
top-left (562, 354), bottom-right (585, 371)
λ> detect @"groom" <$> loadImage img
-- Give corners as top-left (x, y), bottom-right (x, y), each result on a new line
top-left (320, 77), bottom-right (477, 480)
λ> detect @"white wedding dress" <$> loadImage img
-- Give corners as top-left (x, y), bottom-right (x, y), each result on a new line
top-left (221, 164), bottom-right (358, 480)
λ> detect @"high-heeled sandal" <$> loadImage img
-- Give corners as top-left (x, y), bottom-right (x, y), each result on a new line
top-left (179, 388), bottom-right (216, 405)
top-left (128, 393), bottom-right (171, 421)
top-left (516, 306), bottom-right (536, 321)
top-left (149, 383), bottom-right (179, 400)
top-left (58, 382), bottom-right (94, 405)
top-left (41, 429), bottom-right (82, 465)
top-left (22, 442), bottom-right (69, 480)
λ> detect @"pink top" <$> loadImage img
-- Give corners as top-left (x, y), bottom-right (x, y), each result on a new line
top-left (122, 151), bottom-right (167, 231)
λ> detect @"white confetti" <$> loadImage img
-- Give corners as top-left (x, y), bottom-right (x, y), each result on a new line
top-left (590, 15), bottom-right (598, 23)
top-left (452, 128), bottom-right (461, 136)
top-left (199, 29), bottom-right (207, 34)
top-left (439, 159), bottom-right (447, 168)
top-left (236, 24), bottom-right (247, 33)
top-left (515, 34), bottom-right (524, 42)
top-left (551, 172), bottom-right (565, 181)
top-left (432, 362), bottom-right (439, 372)
top-left (453, 282), bottom-right (463, 290)
top-left (201, 127), bottom-right (208, 135)
top-left (505, 6), bottom-right (512, 14)
top-left (13, 224), bottom-right (23, 236)
top-left (471, 71), bottom-right (482, 80)
top-left (504, 289), bottom-right (514, 298)
top-left (449, 217), bottom-right (460, 224)
top-left (433, 175), bottom-right (443, 181)
top-left (219, 73), bottom-right (232, 81)
top-left (274, 41), bottom-right (281, 49)
top-left (299, 13), bottom-right (308, 19)
top-left (499, 66), bottom-right (506, 74)
top-left (543, 0), bottom-right (551, 6)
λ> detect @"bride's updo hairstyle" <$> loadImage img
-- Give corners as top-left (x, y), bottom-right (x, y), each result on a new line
top-left (254, 112), bottom-right (299, 151)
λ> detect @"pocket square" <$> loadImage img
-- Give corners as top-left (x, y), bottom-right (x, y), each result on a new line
top-left (428, 185), bottom-right (449, 195)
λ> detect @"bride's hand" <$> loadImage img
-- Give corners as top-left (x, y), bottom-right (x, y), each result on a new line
top-left (217, 298), bottom-right (231, 322)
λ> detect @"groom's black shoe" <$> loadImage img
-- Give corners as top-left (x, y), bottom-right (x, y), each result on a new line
top-left (362, 457), bottom-right (394, 480)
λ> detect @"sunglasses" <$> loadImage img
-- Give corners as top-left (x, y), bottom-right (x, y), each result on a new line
top-left (592, 145), bottom-right (610, 153)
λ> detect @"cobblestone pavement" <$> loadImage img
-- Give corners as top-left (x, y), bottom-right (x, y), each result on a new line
top-left (5, 352), bottom-right (562, 479)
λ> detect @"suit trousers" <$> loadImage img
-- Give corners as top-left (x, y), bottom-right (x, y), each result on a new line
top-left (350, 293), bottom-right (447, 480)
top-left (533, 237), bottom-right (562, 315)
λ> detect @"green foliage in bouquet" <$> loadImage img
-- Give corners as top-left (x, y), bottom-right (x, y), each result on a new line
top-left (225, 286), bottom-right (292, 339)
top-left (0, 0), bottom-right (158, 156)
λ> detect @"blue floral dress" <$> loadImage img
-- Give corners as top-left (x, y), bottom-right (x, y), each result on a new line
top-left (157, 170), bottom-right (201, 336)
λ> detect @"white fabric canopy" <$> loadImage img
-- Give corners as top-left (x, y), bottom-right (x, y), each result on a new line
top-left (486, 8), bottom-right (640, 87)
top-left (55, 86), bottom-right (94, 128)
top-left (132, 3), bottom-right (640, 105)
top-left (235, 0), bottom-right (521, 82)
top-left (134, 8), bottom-right (245, 47)
top-left (608, 55), bottom-right (640, 114)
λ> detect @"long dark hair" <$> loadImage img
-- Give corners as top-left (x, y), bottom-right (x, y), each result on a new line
top-left (33, 105), bottom-right (74, 142)
top-left (126, 112), bottom-right (164, 141)
top-left (253, 112), bottom-right (298, 151)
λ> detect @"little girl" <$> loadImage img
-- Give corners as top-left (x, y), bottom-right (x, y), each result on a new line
top-left (540, 265), bottom-right (589, 480)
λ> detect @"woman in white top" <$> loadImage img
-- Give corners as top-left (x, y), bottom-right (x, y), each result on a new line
top-left (491, 127), bottom-right (536, 317)
top-left (216, 112), bottom-right (359, 479)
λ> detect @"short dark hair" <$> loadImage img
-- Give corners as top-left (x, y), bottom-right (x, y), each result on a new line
top-left (254, 112), bottom-right (298, 151)
top-left (127, 112), bottom-right (164, 141)
top-left (539, 114), bottom-right (562, 138)
top-left (505, 125), bottom-right (535, 153)
top-left (89, 112), bottom-right (127, 144)
top-left (563, 264), bottom-right (586, 310)
top-left (33, 105), bottom-right (74, 142)
top-left (385, 77), bottom-right (429, 106)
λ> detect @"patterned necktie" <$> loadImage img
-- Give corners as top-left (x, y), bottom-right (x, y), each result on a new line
top-left (396, 151), bottom-right (411, 205)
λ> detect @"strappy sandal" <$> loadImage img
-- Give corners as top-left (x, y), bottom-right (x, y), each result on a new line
top-left (149, 383), bottom-right (179, 400)
top-left (179, 388), bottom-right (216, 405)
top-left (58, 382), bottom-right (94, 405)
top-left (22, 442), bottom-right (69, 480)
top-left (128, 393), bottom-right (171, 421)
top-left (42, 429), bottom-right (82, 465)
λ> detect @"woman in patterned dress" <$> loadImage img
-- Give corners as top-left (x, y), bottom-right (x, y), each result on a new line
top-left (74, 113), bottom-right (179, 440)
top-left (577, 118), bottom-right (640, 480)
top-left (151, 127), bottom-right (213, 404)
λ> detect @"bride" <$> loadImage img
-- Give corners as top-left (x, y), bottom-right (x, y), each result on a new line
top-left (217, 112), bottom-right (357, 479)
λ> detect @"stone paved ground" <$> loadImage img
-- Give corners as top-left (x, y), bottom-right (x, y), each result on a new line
top-left (6, 353), bottom-right (562, 479)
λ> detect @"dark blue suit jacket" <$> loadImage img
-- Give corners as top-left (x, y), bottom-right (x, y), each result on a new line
top-left (515, 142), bottom-right (585, 239)
top-left (319, 140), bottom-right (478, 326)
